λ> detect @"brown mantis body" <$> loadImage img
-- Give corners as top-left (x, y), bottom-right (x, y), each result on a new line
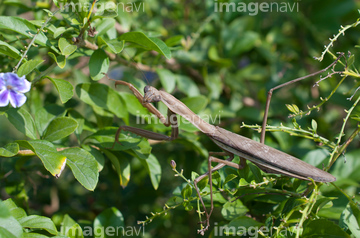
top-left (110, 76), bottom-right (336, 234)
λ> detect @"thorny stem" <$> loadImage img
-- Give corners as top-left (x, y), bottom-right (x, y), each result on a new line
top-left (328, 92), bottom-right (360, 167)
top-left (13, 6), bottom-right (67, 72)
top-left (315, 19), bottom-right (360, 62)
top-left (261, 53), bottom-right (344, 143)
top-left (295, 184), bottom-right (318, 238)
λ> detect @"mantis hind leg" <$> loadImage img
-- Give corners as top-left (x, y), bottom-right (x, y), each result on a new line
top-left (193, 152), bottom-right (245, 235)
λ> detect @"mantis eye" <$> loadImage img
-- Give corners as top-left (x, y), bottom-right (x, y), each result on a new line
top-left (144, 85), bottom-right (150, 94)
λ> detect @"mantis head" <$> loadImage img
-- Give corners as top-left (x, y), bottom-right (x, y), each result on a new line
top-left (143, 85), bottom-right (161, 103)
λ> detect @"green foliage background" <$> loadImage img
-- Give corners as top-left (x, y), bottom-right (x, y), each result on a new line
top-left (0, 0), bottom-right (360, 237)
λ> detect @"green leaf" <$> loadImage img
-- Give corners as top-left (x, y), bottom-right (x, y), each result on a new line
top-left (42, 117), bottom-right (78, 141)
top-left (340, 202), bottom-right (360, 237)
top-left (67, 223), bottom-right (83, 238)
top-left (181, 184), bottom-right (192, 199)
top-left (6, 108), bottom-right (37, 139)
top-left (104, 150), bottom-right (131, 188)
top-left (118, 92), bottom-right (150, 116)
top-left (0, 143), bottom-right (19, 157)
top-left (3, 199), bottom-right (27, 219)
top-left (156, 68), bottom-right (177, 93)
top-left (81, 144), bottom-right (105, 172)
top-left (138, 153), bottom-right (161, 190)
top-left (53, 26), bottom-right (75, 38)
top-left (86, 127), bottom-right (142, 151)
top-left (0, 200), bottom-right (23, 238)
top-left (75, 83), bottom-right (128, 120)
top-left (16, 140), bottom-right (67, 177)
top-left (18, 215), bottom-right (57, 235)
top-left (48, 52), bottom-right (66, 69)
top-left (46, 77), bottom-right (74, 103)
top-left (303, 219), bottom-right (351, 237)
top-left (221, 199), bottom-right (249, 221)
top-left (0, 40), bottom-right (21, 59)
top-left (165, 35), bottom-right (183, 47)
top-left (196, 176), bottom-right (209, 192)
top-left (60, 148), bottom-right (99, 191)
top-left (176, 75), bottom-right (200, 97)
top-left (0, 16), bottom-right (55, 49)
top-left (61, 214), bottom-right (79, 236)
top-left (222, 216), bottom-right (263, 235)
top-left (17, 59), bottom-right (44, 77)
top-left (93, 7), bottom-right (118, 19)
top-left (98, 37), bottom-right (124, 54)
top-left (224, 174), bottom-right (238, 186)
top-left (93, 207), bottom-right (124, 238)
top-left (181, 96), bottom-right (208, 114)
top-left (0, 227), bottom-right (17, 238)
top-left (34, 104), bottom-right (66, 137)
top-left (286, 104), bottom-right (300, 114)
top-left (59, 37), bottom-right (77, 56)
top-left (119, 32), bottom-right (171, 59)
top-left (311, 119), bottom-right (318, 133)
top-left (89, 49), bottom-right (109, 81)
top-left (208, 45), bottom-right (232, 66)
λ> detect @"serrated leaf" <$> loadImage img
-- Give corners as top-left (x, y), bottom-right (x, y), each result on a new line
top-left (75, 83), bottom-right (128, 120)
top-left (17, 59), bottom-right (44, 77)
top-left (0, 143), bottom-right (19, 157)
top-left (60, 148), bottom-right (99, 190)
top-left (89, 49), bottom-right (109, 81)
top-left (18, 215), bottom-right (57, 235)
top-left (59, 37), bottom-right (77, 56)
top-left (42, 117), bottom-right (78, 141)
top-left (16, 140), bottom-right (66, 176)
top-left (119, 32), bottom-right (171, 59)
top-left (46, 77), bottom-right (74, 103)
top-left (5, 108), bottom-right (37, 139)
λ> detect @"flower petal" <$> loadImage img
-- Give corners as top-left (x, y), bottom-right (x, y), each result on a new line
top-left (0, 89), bottom-right (10, 107)
top-left (0, 73), bottom-right (6, 90)
top-left (9, 90), bottom-right (27, 108)
top-left (4, 73), bottom-right (31, 93)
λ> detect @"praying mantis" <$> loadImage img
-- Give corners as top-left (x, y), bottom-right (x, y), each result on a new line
top-left (107, 55), bottom-right (341, 234)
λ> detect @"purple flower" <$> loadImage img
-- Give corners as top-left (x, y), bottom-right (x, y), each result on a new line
top-left (0, 72), bottom-right (31, 108)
